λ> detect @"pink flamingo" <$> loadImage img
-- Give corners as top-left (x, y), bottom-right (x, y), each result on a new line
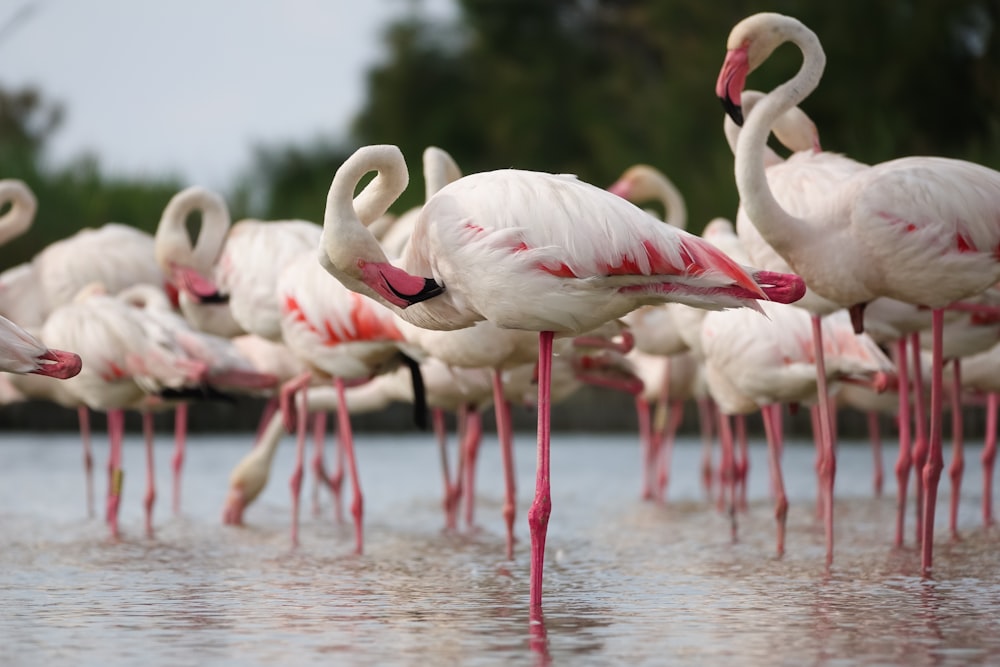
top-left (718, 11), bottom-right (1000, 575)
top-left (319, 144), bottom-right (805, 608)
top-left (40, 285), bottom-right (204, 538)
top-left (276, 247), bottom-right (414, 553)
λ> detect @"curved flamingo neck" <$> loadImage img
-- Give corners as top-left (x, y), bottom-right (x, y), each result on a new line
top-left (0, 180), bottom-right (36, 247)
top-left (156, 187), bottom-right (231, 273)
top-left (734, 24), bottom-right (825, 259)
top-left (334, 145), bottom-right (410, 227)
top-left (652, 171), bottom-right (687, 230)
top-left (422, 147), bottom-right (462, 200)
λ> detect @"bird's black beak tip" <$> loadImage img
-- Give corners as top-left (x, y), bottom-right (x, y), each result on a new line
top-left (720, 97), bottom-right (744, 127)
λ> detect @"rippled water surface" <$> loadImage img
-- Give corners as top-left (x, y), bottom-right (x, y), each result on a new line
top-left (2, 430), bottom-right (999, 666)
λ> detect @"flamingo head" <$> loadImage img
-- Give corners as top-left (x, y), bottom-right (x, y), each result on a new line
top-left (222, 485), bottom-right (247, 526)
top-left (30, 349), bottom-right (82, 380)
top-left (717, 13), bottom-right (818, 126)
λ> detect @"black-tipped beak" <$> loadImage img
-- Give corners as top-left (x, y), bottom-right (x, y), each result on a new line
top-left (387, 277), bottom-right (445, 306)
top-left (721, 96), bottom-right (744, 127)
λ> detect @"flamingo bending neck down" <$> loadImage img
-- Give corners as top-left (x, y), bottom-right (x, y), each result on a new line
top-left (717, 11), bottom-right (1000, 575)
top-left (320, 144), bottom-right (806, 609)
top-left (0, 315), bottom-right (81, 379)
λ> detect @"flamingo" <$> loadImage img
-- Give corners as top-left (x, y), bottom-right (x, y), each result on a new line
top-left (276, 246), bottom-right (414, 552)
top-left (724, 81), bottom-right (867, 563)
top-left (40, 284), bottom-right (205, 538)
top-left (154, 185), bottom-right (322, 341)
top-left (717, 11), bottom-right (1000, 575)
top-left (0, 179), bottom-right (37, 248)
top-left (319, 144), bottom-right (805, 609)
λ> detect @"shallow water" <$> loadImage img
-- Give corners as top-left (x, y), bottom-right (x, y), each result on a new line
top-left (1, 430), bottom-right (999, 666)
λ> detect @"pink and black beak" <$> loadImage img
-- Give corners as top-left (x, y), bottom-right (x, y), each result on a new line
top-left (170, 263), bottom-right (229, 304)
top-left (716, 46), bottom-right (750, 127)
top-left (31, 349), bottom-right (83, 380)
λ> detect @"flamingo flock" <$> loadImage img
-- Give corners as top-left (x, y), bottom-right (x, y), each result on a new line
top-left (2, 12), bottom-right (1000, 612)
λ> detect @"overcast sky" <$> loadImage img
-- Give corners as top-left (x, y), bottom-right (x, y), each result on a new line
top-left (0, 0), bottom-right (454, 191)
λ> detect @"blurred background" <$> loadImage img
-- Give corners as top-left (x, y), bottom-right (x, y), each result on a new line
top-left (2, 0), bottom-right (999, 432)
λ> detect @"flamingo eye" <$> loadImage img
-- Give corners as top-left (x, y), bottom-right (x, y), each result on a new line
top-left (357, 259), bottom-right (366, 269)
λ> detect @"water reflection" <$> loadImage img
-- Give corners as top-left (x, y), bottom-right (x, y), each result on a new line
top-left (1, 433), bottom-right (999, 665)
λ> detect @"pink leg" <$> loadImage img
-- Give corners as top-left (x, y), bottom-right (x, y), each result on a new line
top-left (716, 411), bottom-right (738, 541)
top-left (329, 415), bottom-right (345, 524)
top-left (811, 314), bottom-right (836, 567)
top-left (983, 393), bottom-right (998, 526)
top-left (433, 407), bottom-right (457, 530)
top-left (463, 408), bottom-right (483, 530)
top-left (948, 360), bottom-right (964, 541)
top-left (78, 406), bottom-right (94, 518)
top-left (289, 385), bottom-right (308, 548)
top-left (734, 414), bottom-right (749, 512)
top-left (761, 404), bottom-right (788, 557)
top-left (652, 359), bottom-right (671, 501)
top-left (921, 309), bottom-right (946, 576)
top-left (171, 403), bottom-right (188, 516)
top-left (254, 397), bottom-right (279, 445)
top-left (635, 397), bottom-right (654, 500)
top-left (279, 371), bottom-right (313, 433)
top-left (893, 338), bottom-right (913, 548)
top-left (809, 404), bottom-right (823, 517)
top-left (334, 377), bottom-right (365, 555)
top-left (910, 332), bottom-right (929, 547)
top-left (106, 409), bottom-right (125, 540)
top-left (451, 407), bottom-right (467, 524)
top-left (311, 411), bottom-right (332, 518)
top-left (656, 399), bottom-right (684, 500)
top-left (142, 411), bottom-right (156, 537)
top-left (528, 331), bottom-right (554, 610)
top-left (868, 410), bottom-right (884, 498)
top-left (697, 397), bottom-right (715, 499)
top-left (492, 368), bottom-right (517, 559)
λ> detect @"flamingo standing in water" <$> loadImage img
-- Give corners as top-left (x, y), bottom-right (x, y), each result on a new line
top-left (319, 144), bottom-right (805, 608)
top-left (718, 11), bottom-right (1000, 575)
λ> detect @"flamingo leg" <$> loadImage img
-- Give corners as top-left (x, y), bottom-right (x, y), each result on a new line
top-left (311, 411), bottom-right (332, 518)
top-left (142, 411), bottom-right (156, 537)
top-left (635, 396), bottom-right (654, 500)
top-left (106, 408), bottom-right (125, 540)
top-left (809, 404), bottom-right (823, 518)
top-left (279, 371), bottom-right (313, 433)
top-left (921, 309), bottom-right (946, 577)
top-left (893, 337), bottom-right (912, 548)
top-left (289, 385), bottom-right (308, 548)
top-left (651, 358), bottom-right (671, 501)
top-left (77, 406), bottom-right (94, 518)
top-left (492, 368), bottom-right (517, 559)
top-left (329, 414), bottom-right (345, 524)
top-left (528, 330), bottom-right (554, 610)
top-left (811, 313), bottom-right (836, 566)
top-left (656, 399), bottom-right (684, 501)
top-left (171, 403), bottom-right (188, 516)
top-left (948, 359), bottom-right (964, 541)
top-left (761, 404), bottom-right (788, 557)
top-left (334, 377), bottom-right (364, 555)
top-left (983, 393), bottom-right (998, 527)
top-left (910, 332), bottom-right (929, 547)
top-left (716, 411), bottom-right (738, 541)
top-left (734, 413), bottom-right (749, 512)
top-left (462, 408), bottom-right (483, 530)
top-left (254, 397), bottom-right (279, 445)
top-left (433, 407), bottom-right (457, 530)
top-left (868, 410), bottom-right (884, 498)
top-left (697, 397), bottom-right (715, 499)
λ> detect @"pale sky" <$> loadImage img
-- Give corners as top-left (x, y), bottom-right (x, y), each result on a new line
top-left (0, 0), bottom-right (454, 191)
